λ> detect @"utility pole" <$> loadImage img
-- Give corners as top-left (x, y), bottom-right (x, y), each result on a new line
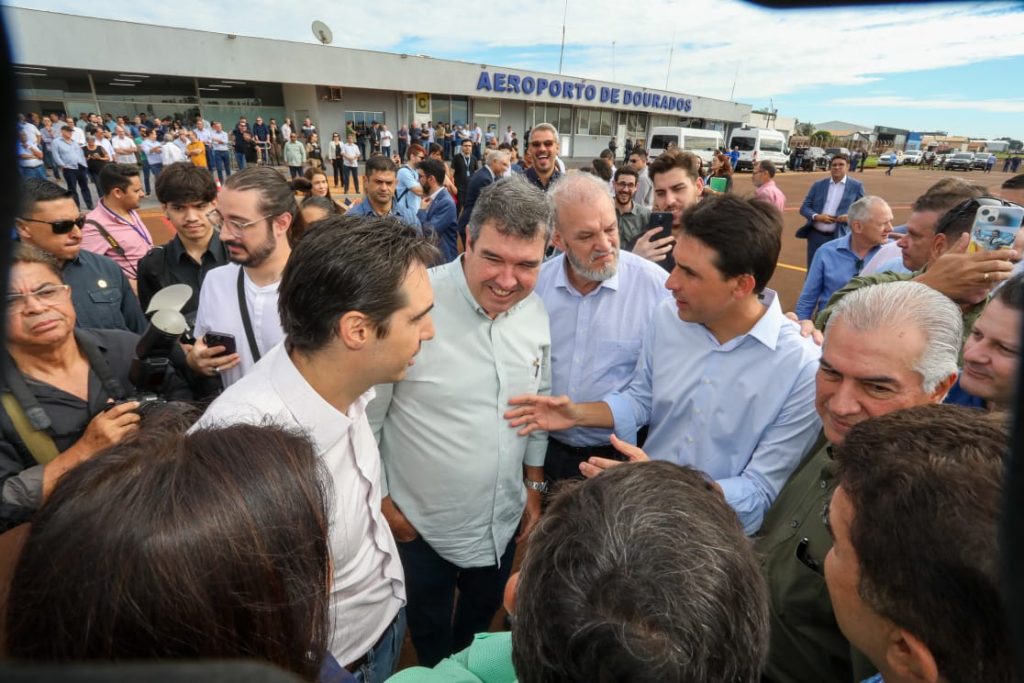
top-left (558, 0), bottom-right (568, 74)
top-left (665, 30), bottom-right (676, 90)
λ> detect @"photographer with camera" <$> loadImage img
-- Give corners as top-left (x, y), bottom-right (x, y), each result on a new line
top-left (0, 245), bottom-right (191, 531)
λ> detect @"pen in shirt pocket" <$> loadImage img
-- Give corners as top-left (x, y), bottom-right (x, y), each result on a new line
top-left (532, 357), bottom-right (541, 378)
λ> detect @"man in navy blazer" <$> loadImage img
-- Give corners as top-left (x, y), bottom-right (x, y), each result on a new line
top-left (416, 158), bottom-right (459, 264)
top-left (796, 153), bottom-right (865, 265)
top-left (456, 148), bottom-right (511, 234)
top-left (452, 138), bottom-right (479, 214)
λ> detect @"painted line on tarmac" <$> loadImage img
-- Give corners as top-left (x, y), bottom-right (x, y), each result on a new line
top-left (776, 262), bottom-right (808, 273)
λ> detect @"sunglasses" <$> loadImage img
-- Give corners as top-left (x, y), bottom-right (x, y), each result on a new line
top-left (18, 215), bottom-right (86, 234)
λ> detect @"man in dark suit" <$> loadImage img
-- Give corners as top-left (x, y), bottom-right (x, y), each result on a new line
top-left (796, 153), bottom-right (865, 265)
top-left (456, 149), bottom-right (510, 235)
top-left (416, 158), bottom-right (459, 264)
top-left (452, 138), bottom-right (479, 214)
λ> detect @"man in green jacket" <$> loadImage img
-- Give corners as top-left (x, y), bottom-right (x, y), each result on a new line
top-left (757, 280), bottom-right (962, 683)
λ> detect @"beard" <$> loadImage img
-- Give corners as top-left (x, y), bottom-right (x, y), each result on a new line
top-left (566, 246), bottom-right (618, 282)
top-left (225, 225), bottom-right (277, 267)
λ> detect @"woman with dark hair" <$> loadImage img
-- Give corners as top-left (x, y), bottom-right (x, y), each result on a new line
top-left (591, 157), bottom-right (613, 182)
top-left (300, 194), bottom-right (344, 228)
top-left (704, 152), bottom-right (734, 196)
top-left (329, 132), bottom-right (344, 187)
top-left (306, 132), bottom-right (324, 170)
top-left (3, 420), bottom-right (346, 681)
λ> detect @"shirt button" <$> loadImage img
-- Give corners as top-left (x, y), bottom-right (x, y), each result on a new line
top-left (703, 379), bottom-right (711, 384)
top-left (819, 480), bottom-right (827, 489)
top-left (790, 520), bottom-right (799, 528)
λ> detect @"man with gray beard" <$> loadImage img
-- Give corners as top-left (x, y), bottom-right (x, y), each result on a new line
top-left (534, 172), bottom-right (670, 482)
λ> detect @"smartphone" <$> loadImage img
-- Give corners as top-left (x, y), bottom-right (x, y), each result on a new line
top-left (204, 332), bottom-right (237, 356)
top-left (969, 205), bottom-right (1024, 253)
top-left (647, 211), bottom-right (674, 242)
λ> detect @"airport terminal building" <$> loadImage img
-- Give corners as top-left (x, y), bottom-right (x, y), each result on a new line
top-left (7, 7), bottom-right (751, 158)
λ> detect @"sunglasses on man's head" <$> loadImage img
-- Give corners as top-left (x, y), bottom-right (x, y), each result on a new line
top-left (18, 215), bottom-right (86, 235)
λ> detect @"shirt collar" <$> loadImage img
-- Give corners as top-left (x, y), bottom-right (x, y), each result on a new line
top-left (552, 253), bottom-right (620, 295)
top-left (267, 344), bottom-right (375, 453)
top-left (737, 289), bottom-right (786, 351)
top-left (831, 175), bottom-right (847, 187)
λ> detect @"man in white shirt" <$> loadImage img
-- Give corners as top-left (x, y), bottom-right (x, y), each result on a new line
top-left (188, 167), bottom-right (294, 387)
top-left (370, 177), bottom-right (553, 667)
top-left (209, 121), bottom-right (232, 184)
top-left (111, 126), bottom-right (138, 164)
top-left (195, 216), bottom-right (438, 681)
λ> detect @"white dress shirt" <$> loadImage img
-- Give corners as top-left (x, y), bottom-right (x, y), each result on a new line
top-left (112, 134), bottom-right (137, 164)
top-left (535, 250), bottom-right (670, 446)
top-left (193, 263), bottom-right (285, 387)
top-left (604, 290), bottom-right (822, 534)
top-left (813, 176), bottom-right (847, 234)
top-left (369, 258), bottom-right (551, 568)
top-left (193, 343), bottom-right (405, 665)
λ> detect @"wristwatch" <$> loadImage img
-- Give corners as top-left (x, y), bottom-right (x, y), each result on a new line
top-left (524, 478), bottom-right (549, 494)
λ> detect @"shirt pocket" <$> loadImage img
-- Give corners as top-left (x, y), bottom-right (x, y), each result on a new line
top-left (595, 339), bottom-right (642, 383)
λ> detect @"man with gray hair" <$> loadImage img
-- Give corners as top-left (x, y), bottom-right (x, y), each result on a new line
top-left (457, 147), bottom-right (511, 234)
top-left (370, 176), bottom-right (553, 667)
top-left (534, 171), bottom-right (669, 481)
top-left (757, 280), bottom-right (961, 683)
top-left (794, 195), bottom-right (893, 321)
top-left (389, 461), bottom-right (770, 682)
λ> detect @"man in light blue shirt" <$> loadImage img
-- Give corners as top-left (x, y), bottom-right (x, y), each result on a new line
top-left (535, 172), bottom-right (670, 481)
top-left (508, 194), bottom-right (822, 534)
top-left (370, 177), bottom-right (553, 668)
top-left (49, 125), bottom-right (94, 210)
top-left (795, 196), bottom-right (893, 320)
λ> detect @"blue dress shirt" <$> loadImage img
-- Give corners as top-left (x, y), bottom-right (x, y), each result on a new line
top-left (604, 291), bottom-right (822, 534)
top-left (535, 250), bottom-right (670, 446)
top-left (795, 234), bottom-right (883, 320)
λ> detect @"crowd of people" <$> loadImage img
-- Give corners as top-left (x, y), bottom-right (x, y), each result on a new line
top-left (2, 109), bottom-right (1023, 683)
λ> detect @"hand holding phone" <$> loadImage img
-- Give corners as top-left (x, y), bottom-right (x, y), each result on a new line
top-left (969, 205), bottom-right (1024, 253)
top-left (203, 332), bottom-right (237, 357)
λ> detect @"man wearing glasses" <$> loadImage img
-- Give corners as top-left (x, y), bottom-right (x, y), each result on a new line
top-left (0, 244), bottom-right (191, 531)
top-left (611, 165), bottom-right (650, 247)
top-left (752, 160), bottom-right (786, 212)
top-left (524, 123), bottom-right (563, 192)
top-left (15, 179), bottom-right (146, 334)
top-left (187, 167), bottom-right (296, 387)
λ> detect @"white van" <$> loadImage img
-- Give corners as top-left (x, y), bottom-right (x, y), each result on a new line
top-left (646, 127), bottom-right (724, 165)
top-left (727, 127), bottom-right (788, 172)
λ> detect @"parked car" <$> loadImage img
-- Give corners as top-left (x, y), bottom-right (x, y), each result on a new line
top-left (943, 152), bottom-right (975, 171)
top-left (824, 146), bottom-right (851, 161)
top-left (902, 150), bottom-right (923, 165)
top-left (971, 153), bottom-right (993, 170)
top-left (878, 151), bottom-right (904, 166)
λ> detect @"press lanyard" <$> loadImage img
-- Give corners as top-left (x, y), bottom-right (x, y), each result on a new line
top-left (97, 200), bottom-right (152, 247)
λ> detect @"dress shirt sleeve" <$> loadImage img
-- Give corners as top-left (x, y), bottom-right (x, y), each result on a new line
top-left (524, 342), bottom-right (552, 468)
top-left (717, 357), bottom-right (821, 535)
top-left (603, 318), bottom-right (655, 444)
top-left (0, 438), bottom-right (42, 529)
top-left (794, 249), bottom-right (826, 320)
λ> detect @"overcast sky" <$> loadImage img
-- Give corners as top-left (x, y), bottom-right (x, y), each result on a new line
top-left (8, 0), bottom-right (1024, 139)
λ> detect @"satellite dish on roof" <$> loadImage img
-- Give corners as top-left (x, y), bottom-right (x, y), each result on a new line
top-left (312, 20), bottom-right (333, 46)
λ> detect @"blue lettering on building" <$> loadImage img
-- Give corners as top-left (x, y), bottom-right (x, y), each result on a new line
top-left (476, 70), bottom-right (693, 113)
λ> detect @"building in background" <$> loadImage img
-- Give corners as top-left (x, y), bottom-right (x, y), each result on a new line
top-left (8, 7), bottom-right (752, 159)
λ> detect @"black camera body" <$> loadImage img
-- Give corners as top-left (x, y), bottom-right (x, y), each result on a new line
top-left (109, 393), bottom-right (166, 417)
